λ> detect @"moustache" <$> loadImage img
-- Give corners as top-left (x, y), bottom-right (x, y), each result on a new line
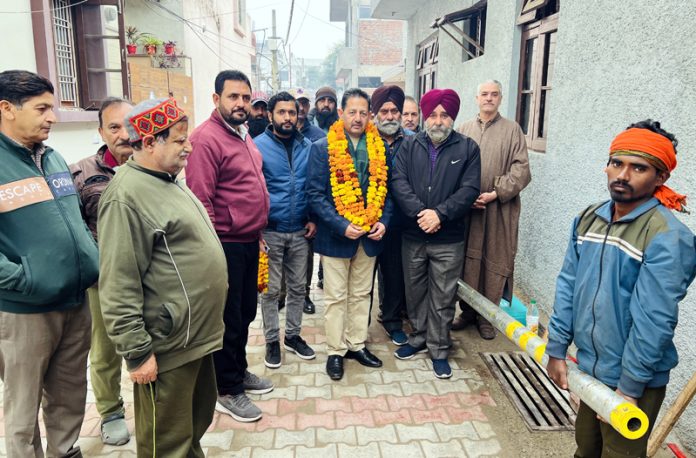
top-left (610, 180), bottom-right (634, 192)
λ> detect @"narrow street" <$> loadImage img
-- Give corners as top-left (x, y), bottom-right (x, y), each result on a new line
top-left (0, 268), bottom-right (678, 457)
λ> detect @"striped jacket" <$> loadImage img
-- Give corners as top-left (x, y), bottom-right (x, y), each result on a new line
top-left (547, 198), bottom-right (696, 398)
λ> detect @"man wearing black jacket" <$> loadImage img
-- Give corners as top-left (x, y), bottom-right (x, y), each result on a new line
top-left (391, 88), bottom-right (480, 379)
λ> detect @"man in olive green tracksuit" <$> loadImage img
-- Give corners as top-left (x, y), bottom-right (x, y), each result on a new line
top-left (98, 98), bottom-right (227, 457)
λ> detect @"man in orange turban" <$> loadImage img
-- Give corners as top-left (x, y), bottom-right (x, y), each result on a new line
top-left (546, 120), bottom-right (695, 456)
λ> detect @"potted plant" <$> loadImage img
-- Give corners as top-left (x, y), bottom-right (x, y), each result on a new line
top-left (142, 36), bottom-right (163, 56)
top-left (126, 26), bottom-right (149, 54)
top-left (163, 40), bottom-right (177, 56)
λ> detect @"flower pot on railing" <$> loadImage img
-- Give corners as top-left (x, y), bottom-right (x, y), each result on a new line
top-left (144, 44), bottom-right (157, 55)
top-left (164, 41), bottom-right (176, 56)
top-left (126, 44), bottom-right (137, 55)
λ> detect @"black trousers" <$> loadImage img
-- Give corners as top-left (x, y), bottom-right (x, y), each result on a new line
top-left (214, 241), bottom-right (259, 396)
top-left (376, 229), bottom-right (406, 332)
top-left (574, 386), bottom-right (665, 458)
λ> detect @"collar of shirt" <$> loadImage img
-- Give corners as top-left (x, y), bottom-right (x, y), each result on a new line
top-left (103, 148), bottom-right (119, 169)
top-left (5, 134), bottom-right (47, 171)
top-left (215, 110), bottom-right (248, 141)
top-left (476, 112), bottom-right (502, 129)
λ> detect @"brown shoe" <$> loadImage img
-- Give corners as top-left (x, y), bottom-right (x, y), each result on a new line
top-left (451, 312), bottom-right (475, 331)
top-left (476, 317), bottom-right (496, 340)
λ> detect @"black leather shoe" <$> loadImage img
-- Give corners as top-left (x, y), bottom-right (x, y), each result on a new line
top-left (326, 355), bottom-right (344, 380)
top-left (345, 348), bottom-right (382, 368)
top-left (303, 296), bottom-right (316, 314)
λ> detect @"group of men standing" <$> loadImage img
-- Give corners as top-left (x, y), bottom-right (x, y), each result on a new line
top-left (0, 67), bottom-right (694, 458)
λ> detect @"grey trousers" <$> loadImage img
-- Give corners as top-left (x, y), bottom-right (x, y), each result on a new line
top-left (261, 229), bottom-right (309, 342)
top-left (402, 237), bottom-right (466, 360)
top-left (0, 303), bottom-right (91, 458)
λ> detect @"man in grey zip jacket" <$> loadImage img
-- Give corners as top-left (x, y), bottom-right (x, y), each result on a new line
top-left (98, 98), bottom-right (228, 457)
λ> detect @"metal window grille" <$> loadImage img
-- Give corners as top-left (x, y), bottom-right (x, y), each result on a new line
top-left (52, 0), bottom-right (80, 107)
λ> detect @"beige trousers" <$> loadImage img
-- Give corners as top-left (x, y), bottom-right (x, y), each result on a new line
top-left (0, 304), bottom-right (91, 458)
top-left (322, 243), bottom-right (376, 356)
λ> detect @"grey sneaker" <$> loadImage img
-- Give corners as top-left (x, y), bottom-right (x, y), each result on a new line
top-left (243, 370), bottom-right (274, 394)
top-left (284, 335), bottom-right (316, 360)
top-left (215, 393), bottom-right (262, 422)
top-left (100, 417), bottom-right (130, 446)
top-left (265, 341), bottom-right (281, 368)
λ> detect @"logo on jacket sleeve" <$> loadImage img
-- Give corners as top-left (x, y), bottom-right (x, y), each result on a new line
top-left (47, 171), bottom-right (77, 198)
top-left (0, 177), bottom-right (54, 213)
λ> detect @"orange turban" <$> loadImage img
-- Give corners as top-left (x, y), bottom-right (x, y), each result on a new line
top-left (609, 128), bottom-right (687, 212)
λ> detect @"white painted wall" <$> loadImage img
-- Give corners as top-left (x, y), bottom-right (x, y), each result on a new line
top-left (48, 123), bottom-right (102, 164)
top-left (181, 0), bottom-right (254, 126)
top-left (404, 0), bottom-right (696, 452)
top-left (0, 0), bottom-right (37, 73)
top-left (0, 0), bottom-right (98, 164)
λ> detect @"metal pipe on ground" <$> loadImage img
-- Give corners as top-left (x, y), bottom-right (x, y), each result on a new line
top-left (457, 280), bottom-right (649, 440)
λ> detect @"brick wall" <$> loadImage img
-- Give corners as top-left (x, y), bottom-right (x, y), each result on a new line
top-left (128, 56), bottom-right (195, 126)
top-left (358, 20), bottom-right (404, 66)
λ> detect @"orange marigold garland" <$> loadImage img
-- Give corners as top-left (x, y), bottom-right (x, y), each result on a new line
top-left (327, 119), bottom-right (388, 231)
top-left (257, 251), bottom-right (269, 293)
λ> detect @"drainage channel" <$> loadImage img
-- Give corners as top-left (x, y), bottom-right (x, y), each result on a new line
top-left (482, 351), bottom-right (577, 432)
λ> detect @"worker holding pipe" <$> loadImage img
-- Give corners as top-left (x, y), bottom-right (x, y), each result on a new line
top-left (546, 120), bottom-right (696, 457)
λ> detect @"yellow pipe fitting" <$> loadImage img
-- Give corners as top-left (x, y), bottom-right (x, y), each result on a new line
top-left (610, 402), bottom-right (650, 440)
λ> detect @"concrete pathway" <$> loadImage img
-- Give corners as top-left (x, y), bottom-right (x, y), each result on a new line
top-left (0, 271), bottom-right (681, 457)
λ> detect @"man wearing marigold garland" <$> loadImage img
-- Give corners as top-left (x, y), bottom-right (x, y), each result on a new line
top-left (391, 88), bottom-right (481, 379)
top-left (370, 85), bottom-right (413, 346)
top-left (307, 88), bottom-right (393, 381)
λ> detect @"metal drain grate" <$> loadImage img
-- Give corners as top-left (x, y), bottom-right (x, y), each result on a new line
top-left (481, 351), bottom-right (577, 432)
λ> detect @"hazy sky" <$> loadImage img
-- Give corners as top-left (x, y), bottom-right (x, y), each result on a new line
top-left (248, 0), bottom-right (345, 60)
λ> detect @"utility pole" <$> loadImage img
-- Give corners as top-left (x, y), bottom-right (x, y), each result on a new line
top-left (270, 10), bottom-right (280, 92)
top-left (288, 44), bottom-right (293, 87)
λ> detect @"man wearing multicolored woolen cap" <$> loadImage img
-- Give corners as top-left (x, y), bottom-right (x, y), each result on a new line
top-left (98, 98), bottom-right (228, 457)
top-left (547, 120), bottom-right (696, 457)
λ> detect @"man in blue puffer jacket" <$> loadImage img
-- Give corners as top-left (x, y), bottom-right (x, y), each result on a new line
top-left (255, 91), bottom-right (317, 370)
top-left (547, 120), bottom-right (696, 457)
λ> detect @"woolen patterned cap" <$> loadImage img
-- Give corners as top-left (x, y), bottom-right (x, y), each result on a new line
top-left (125, 98), bottom-right (186, 143)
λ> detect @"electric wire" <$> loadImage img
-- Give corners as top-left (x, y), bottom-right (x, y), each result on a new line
top-left (285, 0), bottom-right (295, 44)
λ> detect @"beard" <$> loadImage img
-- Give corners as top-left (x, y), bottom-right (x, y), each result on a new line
top-left (316, 110), bottom-right (338, 129)
top-left (272, 119), bottom-right (297, 137)
top-left (425, 123), bottom-right (453, 144)
top-left (247, 117), bottom-right (269, 137)
top-left (219, 105), bottom-right (249, 127)
top-left (608, 180), bottom-right (649, 203)
top-left (374, 118), bottom-right (400, 136)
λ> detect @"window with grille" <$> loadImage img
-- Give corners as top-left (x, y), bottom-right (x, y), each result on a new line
top-left (52, 0), bottom-right (80, 107)
top-left (33, 0), bottom-right (129, 114)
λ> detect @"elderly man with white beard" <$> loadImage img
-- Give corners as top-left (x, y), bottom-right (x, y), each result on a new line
top-left (391, 88), bottom-right (481, 379)
top-left (370, 85), bottom-right (413, 346)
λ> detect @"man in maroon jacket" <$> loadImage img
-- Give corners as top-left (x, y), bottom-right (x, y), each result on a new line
top-left (187, 70), bottom-right (272, 423)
